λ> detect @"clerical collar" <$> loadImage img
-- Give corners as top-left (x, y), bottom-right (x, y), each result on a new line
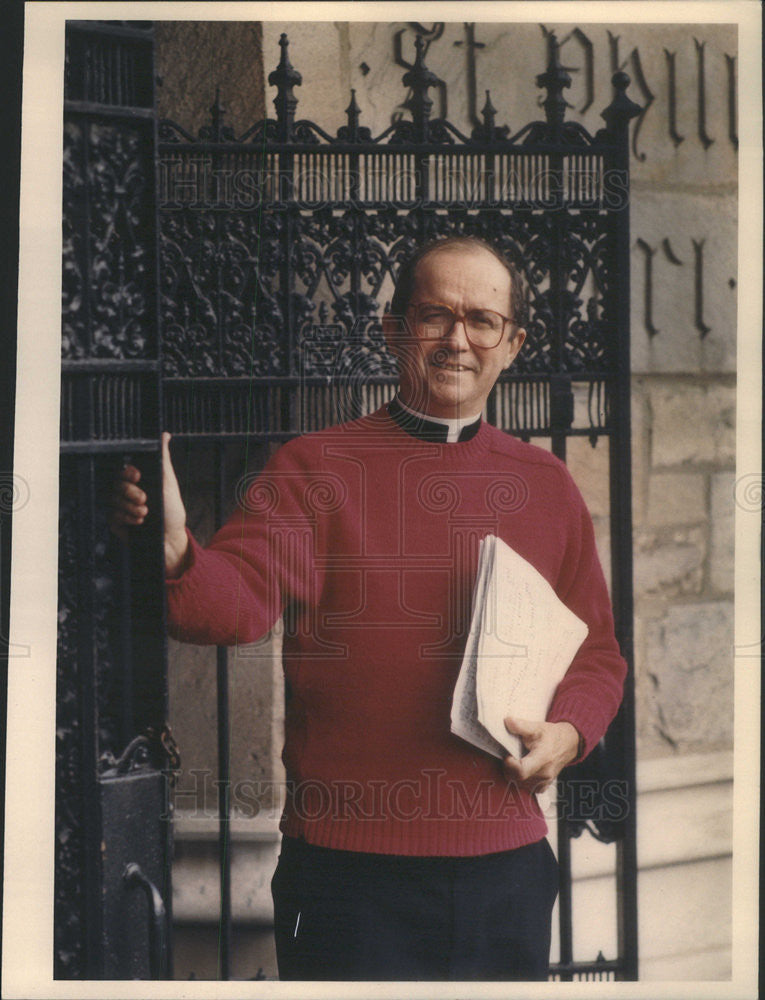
top-left (388, 395), bottom-right (482, 443)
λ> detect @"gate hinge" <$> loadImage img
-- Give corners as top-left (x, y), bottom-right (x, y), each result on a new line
top-left (150, 723), bottom-right (181, 787)
top-left (100, 724), bottom-right (181, 785)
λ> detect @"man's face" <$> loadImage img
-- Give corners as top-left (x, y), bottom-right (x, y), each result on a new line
top-left (383, 247), bottom-right (526, 420)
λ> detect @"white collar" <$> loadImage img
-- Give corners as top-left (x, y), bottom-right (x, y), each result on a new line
top-left (395, 397), bottom-right (482, 443)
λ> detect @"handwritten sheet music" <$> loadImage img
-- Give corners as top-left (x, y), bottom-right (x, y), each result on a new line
top-left (450, 535), bottom-right (588, 760)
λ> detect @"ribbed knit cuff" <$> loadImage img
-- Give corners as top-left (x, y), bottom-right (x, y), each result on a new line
top-left (165, 527), bottom-right (199, 586)
top-left (547, 694), bottom-right (608, 764)
top-left (164, 531), bottom-right (222, 643)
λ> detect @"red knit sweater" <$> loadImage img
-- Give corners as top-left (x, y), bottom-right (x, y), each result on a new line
top-left (167, 406), bottom-right (626, 856)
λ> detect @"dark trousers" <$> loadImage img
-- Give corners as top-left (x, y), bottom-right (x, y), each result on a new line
top-left (271, 835), bottom-right (559, 981)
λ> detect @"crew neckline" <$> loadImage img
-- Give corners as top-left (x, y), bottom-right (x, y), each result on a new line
top-left (388, 395), bottom-right (483, 444)
top-left (374, 402), bottom-right (493, 464)
top-left (388, 393), bottom-right (481, 444)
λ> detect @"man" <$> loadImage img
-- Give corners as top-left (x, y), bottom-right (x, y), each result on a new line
top-left (112, 236), bottom-right (626, 981)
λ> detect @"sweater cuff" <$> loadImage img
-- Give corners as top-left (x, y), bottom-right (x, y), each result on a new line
top-left (165, 528), bottom-right (199, 586)
top-left (547, 694), bottom-right (608, 764)
top-left (165, 531), bottom-right (209, 640)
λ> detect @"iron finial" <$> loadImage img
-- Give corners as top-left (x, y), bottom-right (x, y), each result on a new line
top-left (402, 33), bottom-right (439, 140)
top-left (198, 86), bottom-right (234, 141)
top-left (471, 89), bottom-right (509, 141)
top-left (535, 32), bottom-right (571, 134)
top-left (268, 32), bottom-right (302, 140)
top-left (346, 88), bottom-right (361, 131)
top-left (337, 88), bottom-right (371, 142)
top-left (481, 90), bottom-right (497, 130)
top-left (601, 71), bottom-right (642, 131)
top-left (210, 87), bottom-right (224, 139)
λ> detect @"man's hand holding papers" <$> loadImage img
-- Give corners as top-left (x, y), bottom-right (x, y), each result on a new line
top-left (501, 716), bottom-right (581, 794)
top-left (450, 535), bottom-right (589, 791)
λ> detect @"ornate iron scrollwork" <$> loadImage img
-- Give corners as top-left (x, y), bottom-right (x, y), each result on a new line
top-left (158, 30), bottom-right (634, 430)
top-left (59, 22), bottom-right (169, 981)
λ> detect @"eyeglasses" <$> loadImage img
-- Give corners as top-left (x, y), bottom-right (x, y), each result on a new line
top-left (407, 302), bottom-right (512, 350)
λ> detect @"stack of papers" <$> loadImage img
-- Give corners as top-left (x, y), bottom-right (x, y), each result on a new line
top-left (450, 535), bottom-right (589, 760)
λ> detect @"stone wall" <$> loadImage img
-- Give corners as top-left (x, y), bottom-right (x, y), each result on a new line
top-left (156, 22), bottom-right (265, 136)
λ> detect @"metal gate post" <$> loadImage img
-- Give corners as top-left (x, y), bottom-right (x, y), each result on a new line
top-left (57, 20), bottom-right (172, 979)
top-left (602, 70), bottom-right (642, 982)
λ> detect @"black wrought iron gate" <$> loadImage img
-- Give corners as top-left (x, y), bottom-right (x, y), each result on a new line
top-left (57, 22), bottom-right (639, 981)
top-left (57, 20), bottom-right (172, 979)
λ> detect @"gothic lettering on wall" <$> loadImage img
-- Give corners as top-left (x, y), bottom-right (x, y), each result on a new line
top-left (389, 25), bottom-right (737, 157)
top-left (636, 238), bottom-right (659, 338)
top-left (661, 238), bottom-right (684, 267)
top-left (664, 50), bottom-right (684, 147)
top-left (567, 28), bottom-right (595, 114)
top-left (452, 23), bottom-right (487, 129)
top-left (694, 39), bottom-right (715, 150)
top-left (725, 54), bottom-right (738, 150)
top-left (635, 236), bottom-right (718, 339)
top-left (541, 24), bottom-right (595, 114)
top-left (608, 32), bottom-right (655, 162)
top-left (692, 239), bottom-right (711, 338)
top-left (393, 23), bottom-right (447, 122)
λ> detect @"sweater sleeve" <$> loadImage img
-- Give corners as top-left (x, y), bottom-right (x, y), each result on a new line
top-left (545, 470), bottom-right (627, 761)
top-left (165, 438), bottom-right (319, 646)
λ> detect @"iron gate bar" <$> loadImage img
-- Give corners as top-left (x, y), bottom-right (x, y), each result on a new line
top-left (118, 541), bottom-right (135, 745)
top-left (58, 20), bottom-right (172, 979)
top-left (602, 71), bottom-right (641, 981)
top-left (65, 104), bottom-right (155, 121)
top-left (150, 28), bottom-right (174, 971)
top-left (60, 441), bottom-right (161, 454)
top-left (155, 29), bottom-right (640, 981)
top-left (67, 20), bottom-right (155, 37)
top-left (160, 138), bottom-right (616, 150)
top-left (76, 455), bottom-right (105, 974)
top-left (161, 376), bottom-right (612, 442)
top-left (541, 47), bottom-right (577, 966)
top-left (555, 825), bottom-right (574, 980)
top-left (62, 360), bottom-right (160, 370)
top-left (215, 441), bottom-right (233, 981)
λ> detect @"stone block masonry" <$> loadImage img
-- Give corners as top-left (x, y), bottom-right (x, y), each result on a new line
top-left (643, 602), bottom-right (734, 752)
top-left (633, 376), bottom-right (735, 758)
top-left (650, 380), bottom-right (736, 469)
